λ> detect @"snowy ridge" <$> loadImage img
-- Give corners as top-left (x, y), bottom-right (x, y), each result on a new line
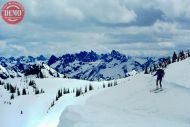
top-left (0, 55), bottom-right (47, 79)
top-left (0, 62), bottom-right (64, 79)
top-left (0, 65), bottom-right (9, 79)
top-left (24, 62), bottom-right (65, 78)
top-left (0, 65), bottom-right (22, 79)
top-left (57, 58), bottom-right (190, 127)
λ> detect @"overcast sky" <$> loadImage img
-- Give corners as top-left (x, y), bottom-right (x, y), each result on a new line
top-left (0, 0), bottom-right (190, 57)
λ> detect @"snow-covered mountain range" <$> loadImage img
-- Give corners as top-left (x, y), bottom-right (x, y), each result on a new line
top-left (0, 50), bottom-right (159, 80)
top-left (0, 53), bottom-right (190, 127)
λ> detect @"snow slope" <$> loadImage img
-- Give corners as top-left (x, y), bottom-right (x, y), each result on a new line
top-left (1, 57), bottom-right (190, 127)
top-left (0, 65), bottom-right (9, 79)
top-left (0, 65), bottom-right (21, 79)
top-left (165, 58), bottom-right (190, 88)
top-left (58, 58), bottom-right (190, 127)
top-left (0, 77), bottom-right (105, 127)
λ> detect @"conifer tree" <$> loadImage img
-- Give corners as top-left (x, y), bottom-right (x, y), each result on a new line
top-left (35, 88), bottom-right (40, 95)
top-left (114, 81), bottom-right (118, 86)
top-left (89, 84), bottom-right (93, 91)
top-left (110, 82), bottom-right (113, 87)
top-left (73, 88), bottom-right (75, 93)
top-left (41, 89), bottom-right (44, 94)
top-left (7, 83), bottom-right (10, 91)
top-left (172, 51), bottom-right (177, 63)
top-left (17, 88), bottom-right (20, 96)
top-left (56, 95), bottom-right (59, 101)
top-left (63, 88), bottom-right (67, 94)
top-left (85, 86), bottom-right (88, 93)
top-left (22, 88), bottom-right (27, 95)
top-left (76, 88), bottom-right (82, 97)
top-left (149, 66), bottom-right (153, 73)
top-left (167, 57), bottom-right (171, 65)
top-left (29, 80), bottom-right (36, 86)
top-left (144, 65), bottom-right (149, 74)
top-left (10, 85), bottom-right (16, 93)
top-left (67, 89), bottom-right (70, 94)
top-left (187, 50), bottom-right (190, 57)
top-left (108, 82), bottom-right (111, 87)
top-left (153, 64), bottom-right (157, 72)
top-left (51, 101), bottom-right (55, 107)
top-left (10, 94), bottom-right (14, 100)
top-left (181, 50), bottom-right (185, 60)
top-left (103, 83), bottom-right (105, 88)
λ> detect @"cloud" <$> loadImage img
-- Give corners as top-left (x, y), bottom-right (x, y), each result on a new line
top-left (9, 44), bottom-right (28, 53)
top-left (22, 0), bottom-right (137, 27)
top-left (83, 0), bottom-right (137, 23)
top-left (0, 40), bottom-right (6, 48)
top-left (27, 0), bottom-right (85, 22)
top-left (0, 0), bottom-right (190, 57)
top-left (153, 0), bottom-right (190, 20)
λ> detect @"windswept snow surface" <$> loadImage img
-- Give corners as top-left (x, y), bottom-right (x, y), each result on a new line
top-left (0, 78), bottom-right (104, 127)
top-left (165, 58), bottom-right (190, 88)
top-left (58, 58), bottom-right (190, 127)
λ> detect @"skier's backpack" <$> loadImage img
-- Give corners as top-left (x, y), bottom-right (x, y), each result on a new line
top-left (159, 69), bottom-right (165, 77)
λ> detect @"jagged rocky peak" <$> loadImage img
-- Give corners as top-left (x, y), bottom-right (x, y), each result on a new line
top-left (48, 55), bottom-right (58, 66)
top-left (76, 50), bottom-right (99, 62)
top-left (110, 50), bottom-right (128, 62)
top-left (25, 55), bottom-right (47, 62)
top-left (48, 50), bottom-right (127, 65)
top-left (36, 55), bottom-right (47, 61)
top-left (60, 50), bottom-right (99, 63)
top-left (16, 56), bottom-right (35, 63)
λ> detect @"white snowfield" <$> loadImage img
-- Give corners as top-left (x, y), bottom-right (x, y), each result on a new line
top-left (0, 77), bottom-right (105, 127)
top-left (0, 58), bottom-right (190, 127)
top-left (57, 58), bottom-right (190, 127)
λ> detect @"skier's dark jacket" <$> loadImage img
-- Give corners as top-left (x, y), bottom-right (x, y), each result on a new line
top-left (154, 69), bottom-right (165, 80)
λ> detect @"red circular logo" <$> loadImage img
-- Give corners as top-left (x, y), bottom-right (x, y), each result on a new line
top-left (1, 1), bottom-right (25, 24)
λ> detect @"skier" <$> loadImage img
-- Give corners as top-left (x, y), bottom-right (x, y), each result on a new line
top-left (154, 68), bottom-right (165, 90)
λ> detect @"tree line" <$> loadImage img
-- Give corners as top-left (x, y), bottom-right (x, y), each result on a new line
top-left (47, 80), bottom-right (118, 112)
top-left (144, 50), bottom-right (190, 74)
top-left (0, 79), bottom-right (44, 101)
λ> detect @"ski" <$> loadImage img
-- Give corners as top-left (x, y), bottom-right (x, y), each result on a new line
top-left (154, 88), bottom-right (163, 93)
top-left (150, 88), bottom-right (159, 92)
